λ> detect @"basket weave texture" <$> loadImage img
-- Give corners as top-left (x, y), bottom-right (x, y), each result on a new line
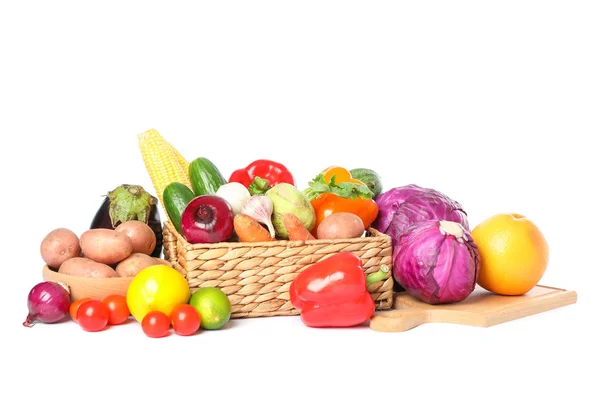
top-left (163, 221), bottom-right (394, 318)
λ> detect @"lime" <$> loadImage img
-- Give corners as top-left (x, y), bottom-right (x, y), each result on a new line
top-left (189, 287), bottom-right (232, 330)
top-left (126, 265), bottom-right (191, 322)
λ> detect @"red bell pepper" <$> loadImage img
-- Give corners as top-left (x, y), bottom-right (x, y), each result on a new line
top-left (229, 159), bottom-right (295, 195)
top-left (289, 252), bottom-right (388, 328)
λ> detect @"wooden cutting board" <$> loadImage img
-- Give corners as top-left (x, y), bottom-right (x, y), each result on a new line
top-left (370, 285), bottom-right (577, 332)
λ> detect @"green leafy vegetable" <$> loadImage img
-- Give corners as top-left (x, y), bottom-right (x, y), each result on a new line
top-left (304, 174), bottom-right (374, 201)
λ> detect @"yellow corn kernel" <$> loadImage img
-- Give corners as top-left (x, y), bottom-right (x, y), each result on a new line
top-left (167, 142), bottom-right (190, 178)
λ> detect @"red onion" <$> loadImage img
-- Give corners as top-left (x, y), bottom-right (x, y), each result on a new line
top-left (23, 282), bottom-right (71, 327)
top-left (181, 195), bottom-right (234, 244)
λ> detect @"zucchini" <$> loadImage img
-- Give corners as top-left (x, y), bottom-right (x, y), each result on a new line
top-left (349, 168), bottom-right (383, 197)
top-left (163, 182), bottom-right (196, 234)
top-left (189, 157), bottom-right (227, 196)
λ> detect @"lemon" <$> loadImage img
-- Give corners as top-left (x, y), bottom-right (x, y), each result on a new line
top-left (126, 265), bottom-right (191, 322)
top-left (189, 287), bottom-right (232, 330)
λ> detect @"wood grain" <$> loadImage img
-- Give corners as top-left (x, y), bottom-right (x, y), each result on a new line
top-left (369, 285), bottom-right (577, 332)
top-left (42, 265), bottom-right (133, 301)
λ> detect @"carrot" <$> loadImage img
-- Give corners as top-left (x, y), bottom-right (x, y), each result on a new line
top-left (234, 214), bottom-right (275, 243)
top-left (283, 213), bottom-right (316, 241)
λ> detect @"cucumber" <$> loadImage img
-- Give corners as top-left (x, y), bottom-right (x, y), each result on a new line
top-left (188, 157), bottom-right (227, 196)
top-left (349, 168), bottom-right (383, 197)
top-left (163, 182), bottom-right (196, 233)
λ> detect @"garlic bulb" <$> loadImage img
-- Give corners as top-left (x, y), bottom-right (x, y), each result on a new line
top-left (241, 195), bottom-right (276, 237)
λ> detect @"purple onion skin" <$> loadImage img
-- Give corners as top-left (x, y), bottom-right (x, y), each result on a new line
top-left (393, 220), bottom-right (480, 304)
top-left (373, 185), bottom-right (469, 243)
top-left (23, 282), bottom-right (71, 327)
top-left (181, 195), bottom-right (234, 244)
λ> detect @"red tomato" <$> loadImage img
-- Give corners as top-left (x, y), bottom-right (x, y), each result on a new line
top-left (141, 311), bottom-right (171, 338)
top-left (77, 300), bottom-right (110, 332)
top-left (170, 304), bottom-right (201, 336)
top-left (102, 294), bottom-right (130, 325)
top-left (69, 298), bottom-right (92, 322)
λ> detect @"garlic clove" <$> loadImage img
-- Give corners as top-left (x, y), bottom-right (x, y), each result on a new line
top-left (241, 195), bottom-right (276, 237)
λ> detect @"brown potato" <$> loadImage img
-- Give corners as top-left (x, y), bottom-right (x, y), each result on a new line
top-left (317, 212), bottom-right (365, 240)
top-left (115, 253), bottom-right (157, 277)
top-left (40, 228), bottom-right (82, 268)
top-left (153, 257), bottom-right (172, 267)
top-left (59, 257), bottom-right (118, 278)
top-left (115, 221), bottom-right (156, 256)
top-left (80, 228), bottom-right (133, 265)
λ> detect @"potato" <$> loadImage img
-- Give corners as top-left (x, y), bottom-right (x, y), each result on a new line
top-left (317, 212), bottom-right (365, 240)
top-left (153, 257), bottom-right (172, 267)
top-left (80, 228), bottom-right (133, 265)
top-left (40, 228), bottom-right (81, 268)
top-left (115, 221), bottom-right (156, 256)
top-left (115, 253), bottom-right (157, 277)
top-left (59, 257), bottom-right (118, 278)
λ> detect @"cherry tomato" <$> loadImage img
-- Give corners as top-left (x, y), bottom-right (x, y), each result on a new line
top-left (77, 300), bottom-right (110, 332)
top-left (102, 294), bottom-right (130, 325)
top-left (141, 311), bottom-right (171, 338)
top-left (69, 298), bottom-right (92, 322)
top-left (170, 304), bottom-right (201, 336)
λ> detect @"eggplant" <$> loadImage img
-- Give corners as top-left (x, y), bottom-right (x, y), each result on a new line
top-left (90, 184), bottom-right (163, 258)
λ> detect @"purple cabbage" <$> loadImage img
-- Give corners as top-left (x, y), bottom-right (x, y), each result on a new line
top-left (373, 184), bottom-right (476, 300)
top-left (393, 220), bottom-right (480, 304)
top-left (373, 184), bottom-right (470, 244)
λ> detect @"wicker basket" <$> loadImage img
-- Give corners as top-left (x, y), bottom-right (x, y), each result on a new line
top-left (162, 221), bottom-right (394, 318)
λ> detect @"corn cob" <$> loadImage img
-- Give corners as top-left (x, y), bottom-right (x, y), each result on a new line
top-left (167, 142), bottom-right (190, 177)
top-left (137, 129), bottom-right (192, 212)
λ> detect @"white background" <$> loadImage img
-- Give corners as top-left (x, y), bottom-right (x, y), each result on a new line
top-left (1, 1), bottom-right (598, 399)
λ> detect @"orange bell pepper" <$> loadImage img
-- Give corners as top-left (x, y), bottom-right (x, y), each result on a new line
top-left (305, 166), bottom-right (379, 235)
top-left (321, 166), bottom-right (365, 187)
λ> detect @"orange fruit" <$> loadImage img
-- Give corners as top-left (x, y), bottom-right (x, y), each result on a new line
top-left (471, 213), bottom-right (549, 295)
